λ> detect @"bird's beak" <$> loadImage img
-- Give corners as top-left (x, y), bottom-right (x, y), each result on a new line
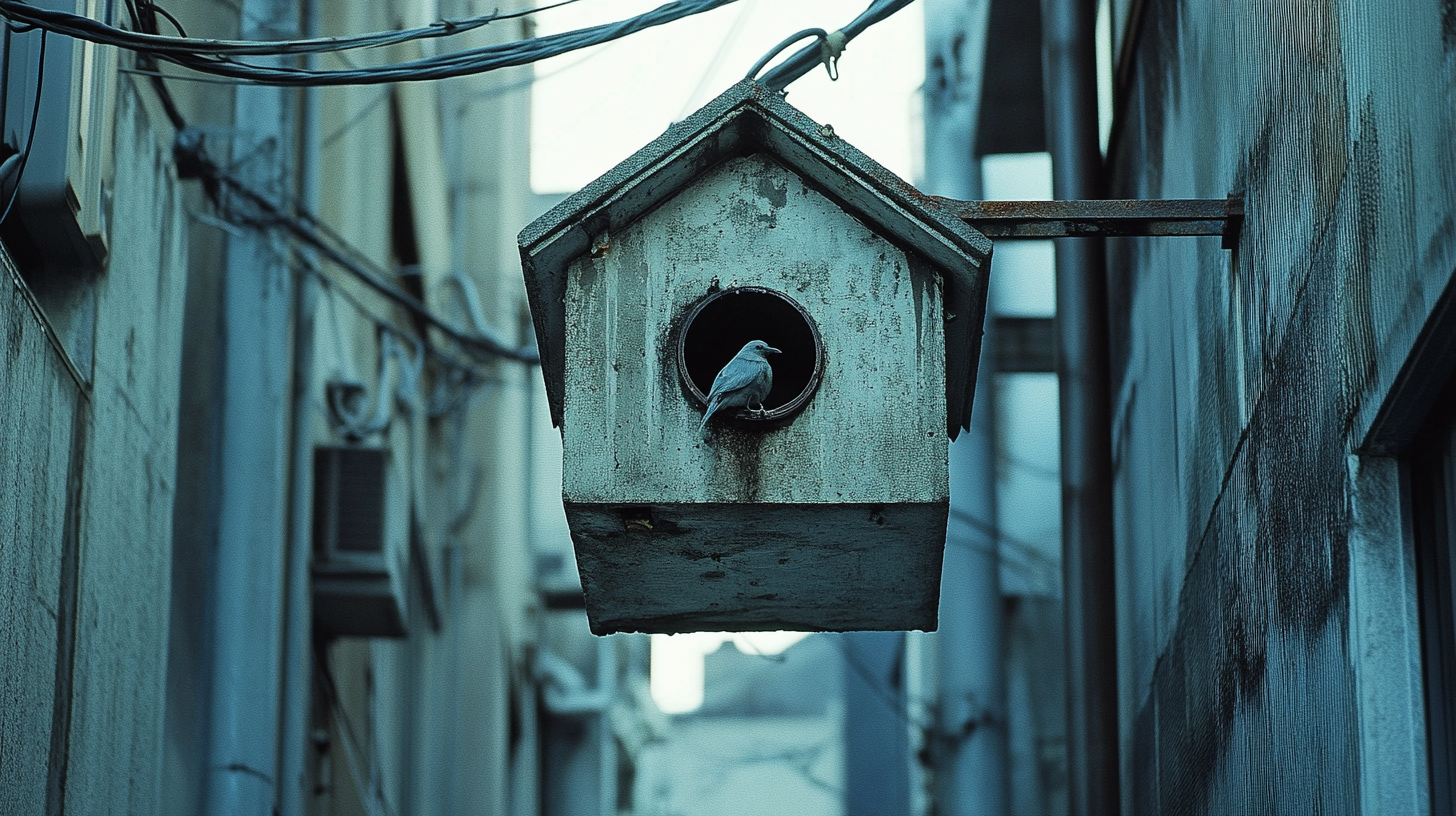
top-left (766, 346), bottom-right (782, 354)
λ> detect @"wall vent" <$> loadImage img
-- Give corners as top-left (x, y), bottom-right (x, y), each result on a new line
top-left (312, 446), bottom-right (408, 637)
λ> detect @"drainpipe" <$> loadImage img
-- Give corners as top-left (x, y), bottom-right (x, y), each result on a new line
top-left (923, 2), bottom-right (1008, 815)
top-left (203, 0), bottom-right (297, 813)
top-left (1039, 0), bottom-right (1119, 814)
top-left (535, 639), bottom-right (617, 715)
top-left (536, 638), bottom-right (618, 816)
top-left (277, 0), bottom-right (321, 813)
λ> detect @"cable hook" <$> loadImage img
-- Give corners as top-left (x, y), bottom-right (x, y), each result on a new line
top-left (745, 27), bottom-right (844, 83)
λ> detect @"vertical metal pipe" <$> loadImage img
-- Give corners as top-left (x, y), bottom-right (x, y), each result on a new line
top-left (203, 1), bottom-right (297, 813)
top-left (939, 342), bottom-right (1009, 816)
top-left (923, 3), bottom-right (1008, 815)
top-left (1039, 0), bottom-right (1120, 813)
top-left (842, 632), bottom-right (912, 816)
top-left (277, 0), bottom-right (321, 812)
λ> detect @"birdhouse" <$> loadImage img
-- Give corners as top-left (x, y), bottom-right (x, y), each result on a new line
top-left (519, 80), bottom-right (991, 634)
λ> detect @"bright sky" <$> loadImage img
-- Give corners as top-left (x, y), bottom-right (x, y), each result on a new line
top-left (529, 0), bottom-right (924, 715)
top-left (530, 0), bottom-right (926, 193)
top-left (649, 631), bottom-right (809, 714)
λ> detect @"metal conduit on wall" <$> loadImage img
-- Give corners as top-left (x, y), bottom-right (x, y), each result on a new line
top-left (203, 0), bottom-right (297, 813)
top-left (1039, 0), bottom-right (1120, 813)
top-left (922, 0), bottom-right (1010, 813)
top-left (277, 0), bottom-right (323, 811)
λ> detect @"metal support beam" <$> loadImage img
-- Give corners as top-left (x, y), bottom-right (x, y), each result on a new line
top-left (946, 196), bottom-right (1243, 246)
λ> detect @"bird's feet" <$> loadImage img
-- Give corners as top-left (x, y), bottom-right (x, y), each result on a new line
top-left (749, 403), bottom-right (770, 419)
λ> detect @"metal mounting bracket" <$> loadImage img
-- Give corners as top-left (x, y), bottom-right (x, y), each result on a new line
top-left (944, 194), bottom-right (1244, 249)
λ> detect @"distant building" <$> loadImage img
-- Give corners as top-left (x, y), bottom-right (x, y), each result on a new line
top-left (634, 636), bottom-right (845, 816)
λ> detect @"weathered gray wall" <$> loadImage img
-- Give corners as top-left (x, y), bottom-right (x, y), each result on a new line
top-left (0, 220), bottom-right (83, 816)
top-left (1108, 1), bottom-right (1456, 813)
top-left (563, 153), bottom-right (949, 507)
top-left (0, 80), bottom-right (188, 815)
top-left (65, 80), bottom-right (189, 816)
top-left (561, 153), bottom-right (950, 632)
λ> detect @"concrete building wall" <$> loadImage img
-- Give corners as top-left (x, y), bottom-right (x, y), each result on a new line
top-left (4, 2), bottom-right (573, 815)
top-left (0, 73), bottom-right (189, 816)
top-left (288, 1), bottom-right (546, 812)
top-left (0, 3), bottom-right (770, 815)
top-left (435, 3), bottom-right (543, 812)
top-left (1108, 2), bottom-right (1455, 812)
top-left (64, 80), bottom-right (190, 816)
top-left (0, 229), bottom-right (82, 816)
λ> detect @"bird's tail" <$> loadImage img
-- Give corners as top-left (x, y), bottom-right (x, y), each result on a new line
top-left (699, 399), bottom-right (719, 434)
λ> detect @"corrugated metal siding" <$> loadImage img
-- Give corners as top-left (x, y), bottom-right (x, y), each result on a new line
top-left (1108, 0), bottom-right (1456, 812)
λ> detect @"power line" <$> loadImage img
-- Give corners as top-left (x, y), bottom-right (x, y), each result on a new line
top-left (756, 0), bottom-right (916, 92)
top-left (2, 0), bottom-right (588, 56)
top-left (175, 132), bottom-right (540, 364)
top-left (2, 0), bottom-right (744, 86)
top-left (174, 131), bottom-right (539, 365)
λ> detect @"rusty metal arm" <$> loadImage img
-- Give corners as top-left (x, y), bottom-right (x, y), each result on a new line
top-left (942, 195), bottom-right (1244, 248)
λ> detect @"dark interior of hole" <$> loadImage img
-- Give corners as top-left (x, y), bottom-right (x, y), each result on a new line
top-left (682, 290), bottom-right (817, 411)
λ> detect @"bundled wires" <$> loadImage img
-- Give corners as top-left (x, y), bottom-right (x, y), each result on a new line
top-left (174, 128), bottom-right (540, 365)
top-left (4, 0), bottom-right (586, 55)
top-left (0, 0), bottom-right (742, 86)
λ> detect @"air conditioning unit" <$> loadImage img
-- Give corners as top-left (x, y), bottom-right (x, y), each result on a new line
top-left (312, 446), bottom-right (410, 637)
top-left (2, 0), bottom-right (117, 272)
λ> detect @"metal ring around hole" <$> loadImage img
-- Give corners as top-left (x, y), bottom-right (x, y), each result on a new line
top-left (676, 286), bottom-right (825, 426)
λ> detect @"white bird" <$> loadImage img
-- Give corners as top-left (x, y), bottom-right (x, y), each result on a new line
top-left (699, 340), bottom-right (781, 432)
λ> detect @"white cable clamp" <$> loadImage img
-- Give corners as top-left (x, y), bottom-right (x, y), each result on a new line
top-left (820, 29), bottom-right (847, 80)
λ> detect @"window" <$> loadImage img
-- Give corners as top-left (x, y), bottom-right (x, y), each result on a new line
top-left (1411, 376), bottom-right (1456, 812)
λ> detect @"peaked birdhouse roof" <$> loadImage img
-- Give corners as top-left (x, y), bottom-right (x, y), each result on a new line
top-left (519, 79), bottom-right (993, 438)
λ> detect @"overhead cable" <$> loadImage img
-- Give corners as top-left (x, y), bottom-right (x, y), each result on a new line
top-left (1, 0), bottom-right (586, 56)
top-left (743, 27), bottom-right (830, 82)
top-left (756, 0), bottom-right (915, 92)
top-left (174, 132), bottom-right (540, 364)
top-left (0, 0), bottom-right (741, 86)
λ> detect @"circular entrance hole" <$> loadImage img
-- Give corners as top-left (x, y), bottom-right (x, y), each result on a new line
top-left (677, 286), bottom-right (823, 427)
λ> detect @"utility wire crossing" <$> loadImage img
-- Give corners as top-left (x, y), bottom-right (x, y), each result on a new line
top-left (0, 0), bottom-right (741, 85)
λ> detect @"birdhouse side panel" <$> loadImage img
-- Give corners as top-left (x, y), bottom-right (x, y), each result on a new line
top-left (563, 154), bottom-right (948, 506)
